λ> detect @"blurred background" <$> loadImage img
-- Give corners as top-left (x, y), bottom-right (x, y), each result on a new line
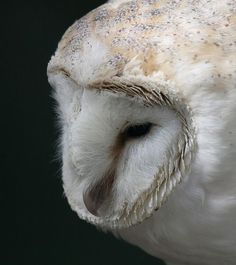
top-left (5, 1), bottom-right (165, 264)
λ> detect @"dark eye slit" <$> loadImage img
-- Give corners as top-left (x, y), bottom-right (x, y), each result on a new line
top-left (125, 122), bottom-right (153, 138)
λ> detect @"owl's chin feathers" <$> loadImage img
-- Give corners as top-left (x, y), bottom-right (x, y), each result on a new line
top-left (60, 76), bottom-right (197, 230)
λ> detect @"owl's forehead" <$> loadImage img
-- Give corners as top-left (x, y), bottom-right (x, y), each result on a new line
top-left (48, 0), bottom-right (236, 87)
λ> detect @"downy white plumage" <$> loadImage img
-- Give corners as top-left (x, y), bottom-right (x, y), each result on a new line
top-left (47, 0), bottom-right (236, 264)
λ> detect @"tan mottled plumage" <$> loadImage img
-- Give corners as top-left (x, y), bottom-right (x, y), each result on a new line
top-left (48, 0), bottom-right (236, 93)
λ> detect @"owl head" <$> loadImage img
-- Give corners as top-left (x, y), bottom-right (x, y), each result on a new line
top-left (47, 0), bottom-right (235, 229)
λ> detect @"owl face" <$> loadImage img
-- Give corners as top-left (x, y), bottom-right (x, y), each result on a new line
top-left (46, 0), bottom-right (215, 229)
top-left (48, 70), bottom-right (195, 229)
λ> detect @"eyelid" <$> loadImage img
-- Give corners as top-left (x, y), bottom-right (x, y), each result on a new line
top-left (122, 122), bottom-right (153, 139)
top-left (121, 121), bottom-right (157, 132)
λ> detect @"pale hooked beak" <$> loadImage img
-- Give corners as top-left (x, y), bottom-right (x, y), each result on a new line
top-left (83, 167), bottom-right (116, 217)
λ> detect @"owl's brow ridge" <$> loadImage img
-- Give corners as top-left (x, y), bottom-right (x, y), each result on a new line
top-left (89, 77), bottom-right (173, 107)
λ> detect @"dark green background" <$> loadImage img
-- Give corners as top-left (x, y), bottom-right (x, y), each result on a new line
top-left (6, 1), bottom-right (166, 264)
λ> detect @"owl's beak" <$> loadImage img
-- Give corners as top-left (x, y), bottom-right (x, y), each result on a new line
top-left (83, 128), bottom-right (125, 217)
top-left (83, 167), bottom-right (116, 217)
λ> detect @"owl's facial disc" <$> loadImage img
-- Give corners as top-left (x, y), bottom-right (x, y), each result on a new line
top-left (51, 82), bottom-right (195, 230)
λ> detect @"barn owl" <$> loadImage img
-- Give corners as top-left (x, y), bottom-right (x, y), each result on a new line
top-left (47, 0), bottom-right (236, 264)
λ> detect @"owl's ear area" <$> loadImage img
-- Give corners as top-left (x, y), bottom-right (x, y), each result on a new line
top-left (83, 166), bottom-right (116, 217)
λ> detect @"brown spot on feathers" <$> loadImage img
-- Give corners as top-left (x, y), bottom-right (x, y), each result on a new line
top-left (140, 49), bottom-right (158, 76)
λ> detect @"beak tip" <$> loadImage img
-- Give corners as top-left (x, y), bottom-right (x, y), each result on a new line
top-left (83, 188), bottom-right (101, 217)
